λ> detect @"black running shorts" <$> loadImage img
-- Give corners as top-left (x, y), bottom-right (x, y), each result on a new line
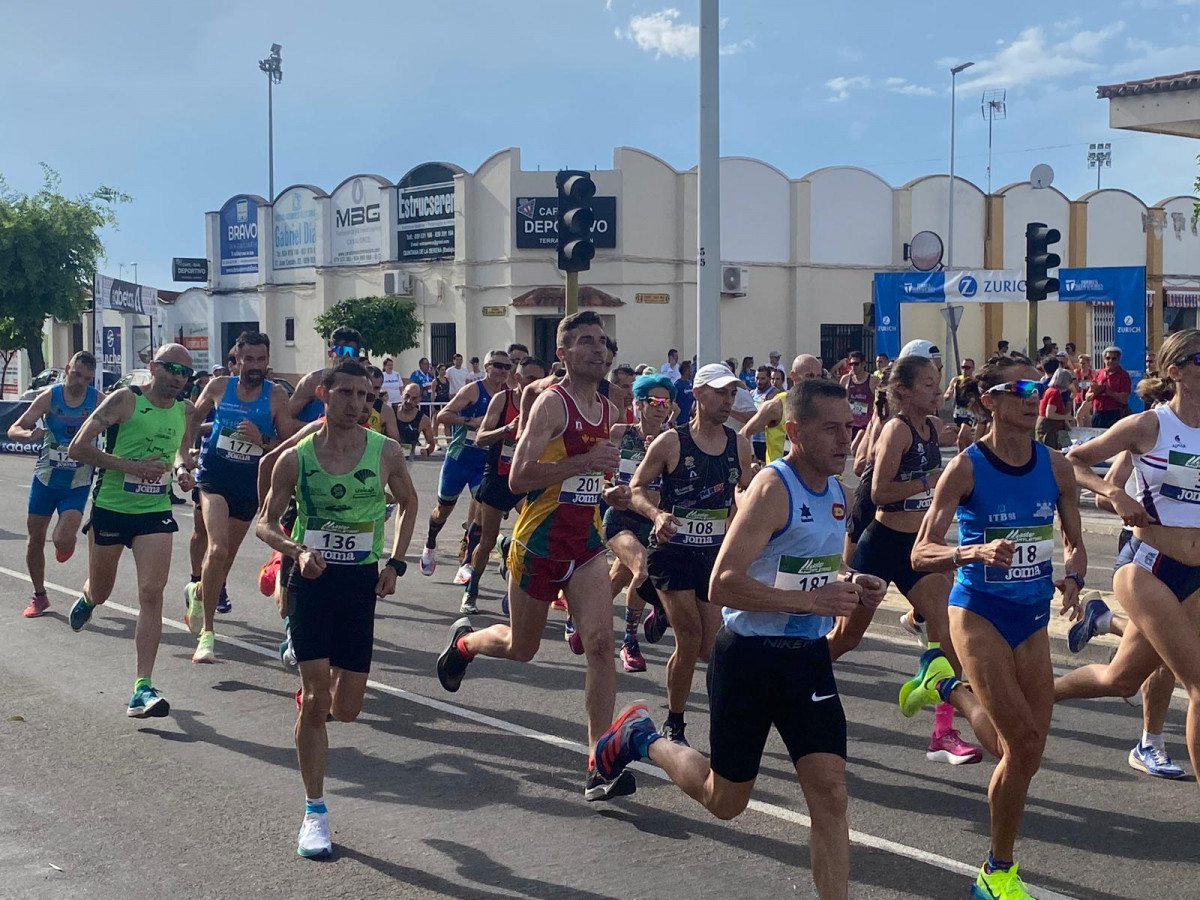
top-left (707, 628), bottom-right (846, 783)
top-left (286, 562), bottom-right (379, 673)
top-left (84, 505), bottom-right (178, 549)
top-left (475, 473), bottom-right (524, 514)
top-left (197, 481), bottom-right (259, 522)
top-left (851, 519), bottom-right (932, 596)
top-left (646, 544), bottom-right (717, 603)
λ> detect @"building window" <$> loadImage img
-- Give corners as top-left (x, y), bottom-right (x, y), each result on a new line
top-left (431, 323), bottom-right (457, 366)
top-left (285, 317), bottom-right (295, 346)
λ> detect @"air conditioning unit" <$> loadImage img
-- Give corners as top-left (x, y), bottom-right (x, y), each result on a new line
top-left (721, 265), bottom-right (749, 296)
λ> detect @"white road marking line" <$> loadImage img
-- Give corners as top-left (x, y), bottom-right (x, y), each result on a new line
top-left (3, 564), bottom-right (1081, 899)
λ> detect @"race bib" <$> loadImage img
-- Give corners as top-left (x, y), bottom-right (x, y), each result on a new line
top-left (953, 406), bottom-right (973, 422)
top-left (464, 427), bottom-right (479, 448)
top-left (618, 447), bottom-right (645, 485)
top-left (500, 440), bottom-right (516, 466)
top-left (902, 470), bottom-right (936, 511)
top-left (670, 506), bottom-right (728, 548)
top-left (1161, 450), bottom-right (1200, 504)
top-left (46, 443), bottom-right (77, 469)
top-left (215, 426), bottom-right (263, 461)
top-left (302, 518), bottom-right (374, 565)
top-left (983, 524), bottom-right (1054, 583)
top-left (849, 400), bottom-right (868, 419)
top-left (774, 553), bottom-right (842, 592)
top-left (558, 472), bottom-right (603, 506)
top-left (123, 469), bottom-right (169, 495)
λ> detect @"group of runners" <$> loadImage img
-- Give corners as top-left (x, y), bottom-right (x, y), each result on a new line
top-left (13, 317), bottom-right (1200, 900)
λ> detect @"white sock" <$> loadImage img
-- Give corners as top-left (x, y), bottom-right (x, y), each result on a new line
top-left (1095, 610), bottom-right (1114, 634)
top-left (1142, 730), bottom-right (1165, 751)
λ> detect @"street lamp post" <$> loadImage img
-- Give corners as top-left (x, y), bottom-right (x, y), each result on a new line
top-left (945, 60), bottom-right (974, 387)
top-left (258, 44), bottom-right (283, 203)
top-left (697, 0), bottom-right (721, 366)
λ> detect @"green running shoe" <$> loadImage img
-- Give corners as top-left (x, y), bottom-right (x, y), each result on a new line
top-left (184, 581), bottom-right (204, 635)
top-left (898, 647), bottom-right (953, 718)
top-left (971, 862), bottom-right (1034, 899)
top-left (69, 596), bottom-right (95, 632)
top-left (127, 685), bottom-right (170, 718)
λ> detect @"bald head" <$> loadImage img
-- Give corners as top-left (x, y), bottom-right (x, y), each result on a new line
top-left (155, 342), bottom-right (193, 367)
top-left (791, 355), bottom-right (822, 380)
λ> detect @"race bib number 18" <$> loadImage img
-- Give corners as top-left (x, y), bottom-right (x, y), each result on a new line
top-left (983, 524), bottom-right (1054, 583)
top-left (559, 472), bottom-right (603, 506)
top-left (670, 506), bottom-right (728, 548)
top-left (774, 553), bottom-right (842, 592)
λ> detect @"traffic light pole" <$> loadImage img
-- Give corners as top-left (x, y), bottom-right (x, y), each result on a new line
top-left (564, 270), bottom-right (579, 316)
top-left (1026, 300), bottom-right (1038, 360)
top-left (696, 0), bottom-right (721, 365)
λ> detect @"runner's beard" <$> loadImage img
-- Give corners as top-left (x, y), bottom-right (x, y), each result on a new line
top-left (242, 369), bottom-right (266, 386)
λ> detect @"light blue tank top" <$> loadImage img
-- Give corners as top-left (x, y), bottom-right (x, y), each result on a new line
top-left (35, 384), bottom-right (98, 489)
top-left (723, 459), bottom-right (843, 639)
top-left (956, 441), bottom-right (1058, 604)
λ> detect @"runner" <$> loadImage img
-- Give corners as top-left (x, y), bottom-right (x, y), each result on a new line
top-left (840, 354), bottom-right (984, 763)
top-left (1054, 329), bottom-right (1200, 792)
top-left (434, 310), bottom-right (635, 801)
top-left (943, 358), bottom-right (977, 452)
top-left (911, 355), bottom-right (1085, 900)
top-left (740, 355), bottom-right (823, 463)
top-left (288, 326), bottom-right (363, 423)
top-left (363, 366), bottom-right (401, 440)
top-left (839, 350), bottom-right (877, 440)
top-left (395, 383), bottom-right (437, 459)
top-left (422, 349), bottom-right (510, 578)
top-left (602, 373), bottom-right (674, 671)
top-left (593, 378), bottom-right (887, 900)
top-left (257, 358), bottom-right (418, 859)
top-left (747, 366), bottom-right (780, 463)
top-left (628, 364), bottom-right (754, 745)
top-left (9, 351), bottom-right (101, 617)
top-left (65, 344), bottom-right (196, 718)
top-left (458, 354), bottom-right (547, 614)
top-left (185, 331), bottom-right (295, 662)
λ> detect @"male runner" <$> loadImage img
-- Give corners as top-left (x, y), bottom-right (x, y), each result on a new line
top-left (459, 355), bottom-right (546, 614)
top-left (595, 378), bottom-right (886, 900)
top-left (746, 365), bottom-right (779, 463)
top-left (363, 366), bottom-right (401, 440)
top-left (257, 358), bottom-right (418, 859)
top-left (422, 349), bottom-right (510, 577)
top-left (435, 311), bottom-right (634, 801)
top-left (629, 364), bottom-right (753, 744)
top-left (9, 351), bottom-right (101, 617)
top-left (740, 355), bottom-right (824, 462)
top-left (395, 383), bottom-right (437, 459)
top-left (185, 332), bottom-right (295, 662)
top-left (66, 344), bottom-right (196, 718)
top-left (288, 326), bottom-right (363, 423)
top-left (840, 351), bottom-right (877, 440)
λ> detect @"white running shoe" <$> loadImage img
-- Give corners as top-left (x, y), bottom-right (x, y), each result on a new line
top-left (420, 547), bottom-right (436, 576)
top-left (899, 609), bottom-right (926, 647)
top-left (453, 563), bottom-right (474, 586)
top-left (184, 581), bottom-right (204, 635)
top-left (296, 812), bottom-right (332, 858)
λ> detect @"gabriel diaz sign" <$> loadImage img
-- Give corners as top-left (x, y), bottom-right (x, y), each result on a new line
top-left (514, 196), bottom-right (617, 249)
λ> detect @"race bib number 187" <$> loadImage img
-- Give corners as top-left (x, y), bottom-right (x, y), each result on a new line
top-left (774, 553), bottom-right (841, 592)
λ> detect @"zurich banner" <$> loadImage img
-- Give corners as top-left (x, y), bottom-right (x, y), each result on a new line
top-left (1059, 266), bottom-right (1147, 412)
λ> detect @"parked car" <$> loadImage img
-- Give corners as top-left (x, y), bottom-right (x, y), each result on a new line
top-left (111, 368), bottom-right (153, 390)
top-left (18, 368), bottom-right (64, 401)
top-left (272, 377), bottom-right (296, 397)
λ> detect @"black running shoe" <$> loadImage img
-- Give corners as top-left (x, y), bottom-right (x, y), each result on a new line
top-left (584, 766), bottom-right (637, 802)
top-left (437, 616), bottom-right (474, 693)
top-left (661, 719), bottom-right (690, 747)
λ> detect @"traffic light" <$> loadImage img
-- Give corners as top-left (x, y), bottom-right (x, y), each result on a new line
top-left (1025, 222), bottom-right (1061, 302)
top-left (556, 169), bottom-right (596, 273)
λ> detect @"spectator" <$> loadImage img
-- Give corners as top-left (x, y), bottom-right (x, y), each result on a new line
top-left (770, 367), bottom-right (786, 391)
top-left (767, 350), bottom-right (788, 388)
top-left (380, 357), bottom-right (402, 405)
top-left (997, 340), bottom-right (1010, 356)
top-left (1039, 335), bottom-right (1054, 359)
top-left (1146, 349), bottom-right (1158, 377)
top-left (674, 360), bottom-right (695, 421)
top-left (738, 356), bottom-right (756, 389)
top-left (432, 363), bottom-right (451, 404)
top-left (874, 352), bottom-right (889, 379)
top-left (1064, 342), bottom-right (1078, 370)
top-left (466, 356), bottom-right (485, 383)
top-left (446, 352), bottom-right (471, 393)
top-left (1036, 367), bottom-right (1074, 450)
top-left (409, 357), bottom-right (435, 401)
top-left (1074, 354), bottom-right (1094, 394)
top-left (660, 348), bottom-right (681, 380)
top-left (1089, 346), bottom-right (1131, 428)
top-left (1038, 357), bottom-right (1060, 397)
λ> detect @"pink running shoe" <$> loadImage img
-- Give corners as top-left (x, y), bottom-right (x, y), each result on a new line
top-left (620, 641), bottom-right (647, 673)
top-left (926, 728), bottom-right (983, 765)
top-left (23, 593), bottom-right (50, 618)
top-left (552, 592), bottom-right (568, 612)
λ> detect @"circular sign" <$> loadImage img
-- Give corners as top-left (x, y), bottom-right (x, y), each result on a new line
top-left (909, 230), bottom-right (944, 272)
top-left (958, 275), bottom-right (978, 298)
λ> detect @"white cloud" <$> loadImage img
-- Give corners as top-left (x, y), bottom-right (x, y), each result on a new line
top-left (720, 38), bottom-right (755, 56)
top-left (848, 121), bottom-right (867, 141)
top-left (622, 8), bottom-right (699, 58)
top-left (825, 75), bottom-right (870, 102)
top-left (605, 0), bottom-right (613, 10)
top-left (885, 76), bottom-right (936, 96)
top-left (957, 23), bottom-right (1126, 90)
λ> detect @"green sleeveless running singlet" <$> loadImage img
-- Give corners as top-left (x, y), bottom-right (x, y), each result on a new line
top-left (93, 388), bottom-right (187, 515)
top-left (291, 430), bottom-right (387, 566)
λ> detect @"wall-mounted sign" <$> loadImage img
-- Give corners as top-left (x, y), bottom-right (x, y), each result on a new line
top-left (331, 176), bottom-right (386, 266)
top-left (172, 258), bottom-right (208, 282)
top-left (219, 195), bottom-right (259, 275)
top-left (177, 322), bottom-right (210, 372)
top-left (273, 187), bottom-right (320, 270)
top-left (101, 327), bottom-right (122, 373)
top-left (481, 306), bottom-right (508, 317)
top-left (514, 196), bottom-right (617, 249)
top-left (636, 292), bottom-right (670, 304)
top-left (398, 182), bottom-right (455, 261)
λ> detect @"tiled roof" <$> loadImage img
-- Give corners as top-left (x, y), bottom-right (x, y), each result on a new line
top-left (1097, 70), bottom-right (1200, 98)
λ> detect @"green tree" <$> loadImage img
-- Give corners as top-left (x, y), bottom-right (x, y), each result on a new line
top-left (0, 165), bottom-right (129, 375)
top-left (313, 295), bottom-right (422, 358)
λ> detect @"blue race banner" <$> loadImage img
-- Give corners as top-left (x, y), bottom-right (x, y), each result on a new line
top-left (873, 272), bottom-right (945, 359)
top-left (219, 195), bottom-right (259, 275)
top-left (1059, 266), bottom-right (1147, 412)
top-left (101, 326), bottom-right (121, 374)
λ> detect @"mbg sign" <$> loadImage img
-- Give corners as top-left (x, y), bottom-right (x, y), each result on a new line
top-left (273, 187), bottom-right (320, 270)
top-left (515, 196), bottom-right (617, 249)
top-left (219, 195), bottom-right (260, 275)
top-left (331, 175), bottom-right (387, 266)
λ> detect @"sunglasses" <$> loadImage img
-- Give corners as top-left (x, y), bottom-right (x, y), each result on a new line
top-left (488, 361), bottom-right (512, 371)
top-left (156, 360), bottom-right (194, 379)
top-left (984, 380), bottom-right (1039, 398)
top-left (641, 396), bottom-right (672, 408)
top-left (330, 344), bottom-right (358, 357)
top-left (1173, 353), bottom-right (1200, 367)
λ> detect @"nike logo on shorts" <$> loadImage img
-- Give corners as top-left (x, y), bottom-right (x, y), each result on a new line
top-left (811, 692), bottom-right (837, 703)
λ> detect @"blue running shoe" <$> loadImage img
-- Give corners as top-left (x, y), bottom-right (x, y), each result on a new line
top-left (127, 685), bottom-right (170, 718)
top-left (69, 596), bottom-right (95, 632)
top-left (593, 702), bottom-right (659, 782)
top-left (216, 583), bottom-right (232, 614)
top-left (1068, 593), bottom-right (1109, 653)
top-left (1129, 742), bottom-right (1186, 779)
top-left (501, 593), bottom-right (510, 617)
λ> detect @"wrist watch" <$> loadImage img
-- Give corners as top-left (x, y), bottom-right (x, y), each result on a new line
top-left (385, 557), bottom-right (407, 577)
top-left (1065, 572), bottom-right (1085, 589)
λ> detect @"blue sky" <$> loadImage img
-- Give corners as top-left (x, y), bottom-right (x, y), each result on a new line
top-left (1, 0), bottom-right (1193, 291)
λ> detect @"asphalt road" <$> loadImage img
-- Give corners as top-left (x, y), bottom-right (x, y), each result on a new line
top-left (0, 452), bottom-right (1195, 900)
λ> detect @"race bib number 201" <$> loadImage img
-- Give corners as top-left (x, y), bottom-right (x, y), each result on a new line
top-left (559, 472), bottom-right (603, 506)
